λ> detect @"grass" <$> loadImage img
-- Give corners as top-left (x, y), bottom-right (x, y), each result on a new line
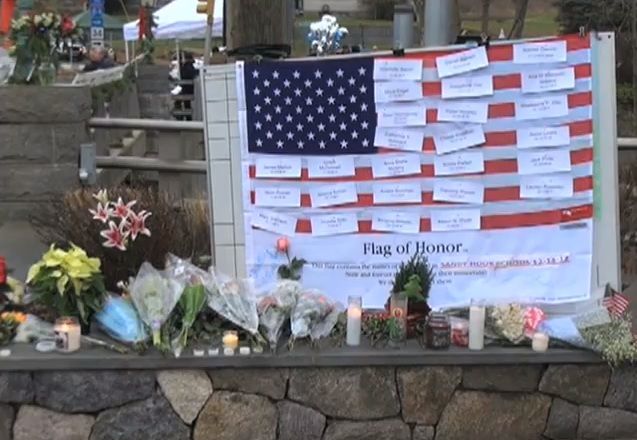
top-left (463, 12), bottom-right (559, 38)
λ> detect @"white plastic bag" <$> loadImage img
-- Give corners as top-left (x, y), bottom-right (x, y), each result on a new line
top-left (206, 268), bottom-right (259, 335)
top-left (290, 290), bottom-right (343, 343)
top-left (258, 280), bottom-right (302, 350)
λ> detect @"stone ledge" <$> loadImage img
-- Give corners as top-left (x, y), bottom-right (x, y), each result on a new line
top-left (0, 85), bottom-right (92, 122)
top-left (0, 342), bottom-right (601, 371)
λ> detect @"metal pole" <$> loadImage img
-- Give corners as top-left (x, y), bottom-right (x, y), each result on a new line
top-left (423, 0), bottom-right (457, 47)
top-left (393, 3), bottom-right (414, 49)
top-left (203, 0), bottom-right (215, 64)
top-left (89, 117), bottom-right (204, 131)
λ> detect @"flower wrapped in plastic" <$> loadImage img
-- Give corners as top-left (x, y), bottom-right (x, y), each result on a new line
top-left (206, 268), bottom-right (259, 336)
top-left (258, 280), bottom-right (303, 350)
top-left (307, 14), bottom-right (349, 55)
top-left (290, 290), bottom-right (343, 346)
top-left (128, 262), bottom-right (184, 347)
top-left (487, 303), bottom-right (526, 344)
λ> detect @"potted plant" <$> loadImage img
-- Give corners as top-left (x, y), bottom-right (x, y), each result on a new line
top-left (27, 244), bottom-right (106, 333)
top-left (387, 254), bottom-right (434, 337)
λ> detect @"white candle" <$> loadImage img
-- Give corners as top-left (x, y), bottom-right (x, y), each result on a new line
top-left (54, 317), bottom-right (81, 353)
top-left (222, 331), bottom-right (239, 350)
top-left (346, 296), bottom-right (362, 346)
top-left (532, 332), bottom-right (549, 352)
top-left (208, 348), bottom-right (219, 356)
top-left (193, 349), bottom-right (205, 357)
top-left (239, 347), bottom-right (251, 355)
top-left (469, 306), bottom-right (485, 350)
top-left (223, 347), bottom-right (235, 356)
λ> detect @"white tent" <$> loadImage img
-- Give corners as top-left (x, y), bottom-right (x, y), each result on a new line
top-left (123, 0), bottom-right (223, 41)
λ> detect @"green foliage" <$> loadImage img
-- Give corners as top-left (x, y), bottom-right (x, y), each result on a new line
top-left (91, 64), bottom-right (136, 112)
top-left (362, 313), bottom-right (390, 347)
top-left (386, 316), bottom-right (404, 342)
top-left (617, 83), bottom-right (634, 108)
top-left (277, 257), bottom-right (307, 281)
top-left (391, 254), bottom-right (434, 303)
top-left (328, 312), bottom-right (347, 347)
top-left (554, 0), bottom-right (631, 34)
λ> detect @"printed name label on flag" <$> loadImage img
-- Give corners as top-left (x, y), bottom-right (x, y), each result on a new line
top-left (517, 126), bottom-right (570, 149)
top-left (255, 157), bottom-right (302, 178)
top-left (377, 103), bottom-right (427, 127)
top-left (251, 211), bottom-right (297, 235)
top-left (436, 46), bottom-right (489, 78)
top-left (520, 174), bottom-right (574, 199)
top-left (374, 81), bottom-right (423, 103)
top-left (434, 151), bottom-right (485, 176)
top-left (521, 67), bottom-right (575, 94)
top-left (433, 124), bottom-right (485, 155)
top-left (433, 179), bottom-right (485, 204)
top-left (255, 187), bottom-right (301, 207)
top-left (310, 183), bottom-right (359, 207)
top-left (374, 127), bottom-right (424, 152)
top-left (441, 75), bottom-right (494, 99)
top-left (311, 213), bottom-right (359, 237)
top-left (515, 95), bottom-right (569, 121)
top-left (513, 40), bottom-right (567, 64)
top-left (373, 182), bottom-right (422, 204)
top-left (431, 209), bottom-right (481, 232)
top-left (373, 59), bottom-right (423, 81)
top-left (371, 154), bottom-right (421, 178)
top-left (517, 149), bottom-right (572, 175)
top-left (307, 156), bottom-right (356, 178)
top-left (372, 212), bottom-right (420, 234)
top-left (438, 101), bottom-right (489, 124)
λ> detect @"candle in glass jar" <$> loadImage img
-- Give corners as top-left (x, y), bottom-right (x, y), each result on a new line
top-left (346, 296), bottom-right (362, 346)
top-left (469, 306), bottom-right (485, 350)
top-left (222, 331), bottom-right (239, 350)
top-left (532, 332), bottom-right (549, 352)
top-left (54, 317), bottom-right (81, 353)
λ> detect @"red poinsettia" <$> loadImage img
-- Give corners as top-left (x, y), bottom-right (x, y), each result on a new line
top-left (127, 210), bottom-right (152, 240)
top-left (100, 221), bottom-right (130, 251)
top-left (60, 16), bottom-right (75, 36)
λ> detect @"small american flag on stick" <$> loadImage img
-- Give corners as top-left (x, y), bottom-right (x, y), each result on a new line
top-left (602, 284), bottom-right (631, 318)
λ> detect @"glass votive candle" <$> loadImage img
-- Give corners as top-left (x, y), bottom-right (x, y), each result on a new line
top-left (222, 330), bottom-right (239, 350)
top-left (54, 317), bottom-right (81, 353)
top-left (425, 313), bottom-right (451, 349)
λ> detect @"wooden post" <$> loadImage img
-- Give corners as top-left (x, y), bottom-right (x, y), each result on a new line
top-left (481, 0), bottom-right (491, 35)
top-left (225, 0), bottom-right (293, 49)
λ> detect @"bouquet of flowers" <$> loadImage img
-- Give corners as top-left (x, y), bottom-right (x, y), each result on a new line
top-left (290, 290), bottom-right (343, 346)
top-left (206, 269), bottom-right (259, 336)
top-left (27, 244), bottom-right (106, 329)
top-left (487, 304), bottom-right (526, 344)
top-left (0, 312), bottom-right (26, 346)
top-left (258, 279), bottom-right (303, 350)
top-left (128, 262), bottom-right (184, 348)
top-left (9, 12), bottom-right (78, 84)
top-left (89, 189), bottom-right (152, 252)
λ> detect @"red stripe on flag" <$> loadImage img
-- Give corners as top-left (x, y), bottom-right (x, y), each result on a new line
top-left (406, 34), bottom-right (591, 68)
top-left (250, 176), bottom-right (593, 208)
top-left (282, 204), bottom-right (594, 234)
top-left (422, 64), bottom-right (592, 97)
top-left (249, 148), bottom-right (593, 182)
top-left (414, 119), bottom-right (593, 152)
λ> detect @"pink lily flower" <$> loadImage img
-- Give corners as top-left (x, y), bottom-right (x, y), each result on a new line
top-left (127, 210), bottom-right (152, 240)
top-left (113, 197), bottom-right (137, 220)
top-left (89, 202), bottom-right (113, 224)
top-left (100, 221), bottom-right (130, 251)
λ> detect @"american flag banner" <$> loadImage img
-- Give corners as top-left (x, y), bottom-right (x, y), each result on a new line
top-left (235, 34), bottom-right (596, 309)
top-left (602, 286), bottom-right (631, 318)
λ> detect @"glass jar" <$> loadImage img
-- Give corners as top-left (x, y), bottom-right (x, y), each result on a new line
top-left (389, 293), bottom-right (408, 341)
top-left (425, 313), bottom-right (451, 349)
top-left (451, 320), bottom-right (469, 348)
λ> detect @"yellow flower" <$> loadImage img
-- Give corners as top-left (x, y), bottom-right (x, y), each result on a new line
top-left (56, 274), bottom-right (69, 296)
top-left (26, 262), bottom-right (44, 283)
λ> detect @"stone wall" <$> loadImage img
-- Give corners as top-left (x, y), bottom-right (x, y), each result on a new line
top-left (0, 86), bottom-right (91, 222)
top-left (0, 364), bottom-right (635, 440)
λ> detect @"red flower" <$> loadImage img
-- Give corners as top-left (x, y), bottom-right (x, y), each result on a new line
top-left (100, 221), bottom-right (129, 251)
top-left (276, 237), bottom-right (289, 253)
top-left (113, 197), bottom-right (136, 220)
top-left (127, 210), bottom-right (152, 241)
top-left (60, 16), bottom-right (75, 35)
top-left (89, 202), bottom-right (113, 224)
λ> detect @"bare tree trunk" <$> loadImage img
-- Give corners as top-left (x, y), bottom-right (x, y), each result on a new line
top-left (226, 0), bottom-right (293, 49)
top-left (481, 0), bottom-right (491, 34)
top-left (509, 0), bottom-right (529, 39)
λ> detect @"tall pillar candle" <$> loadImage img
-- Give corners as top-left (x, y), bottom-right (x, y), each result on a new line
top-left (469, 305), bottom-right (485, 350)
top-left (346, 295), bottom-right (362, 346)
